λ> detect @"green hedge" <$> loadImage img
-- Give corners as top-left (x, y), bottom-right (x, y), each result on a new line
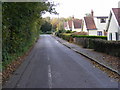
top-left (74, 38), bottom-right (94, 48)
top-left (74, 37), bottom-right (120, 57)
top-left (93, 39), bottom-right (120, 57)
top-left (72, 35), bottom-right (107, 40)
top-left (60, 34), bottom-right (71, 41)
top-left (57, 33), bottom-right (120, 57)
top-left (2, 2), bottom-right (54, 69)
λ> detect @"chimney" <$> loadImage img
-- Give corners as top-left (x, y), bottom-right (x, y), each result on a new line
top-left (91, 10), bottom-right (94, 17)
top-left (72, 15), bottom-right (74, 20)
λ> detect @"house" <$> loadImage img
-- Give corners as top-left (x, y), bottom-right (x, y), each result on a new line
top-left (72, 19), bottom-right (83, 32)
top-left (67, 20), bottom-right (72, 31)
top-left (64, 17), bottom-right (83, 32)
top-left (83, 16), bottom-right (97, 35)
top-left (64, 22), bottom-right (68, 30)
top-left (83, 10), bottom-right (108, 36)
top-left (106, 8), bottom-right (120, 41)
top-left (94, 16), bottom-right (108, 36)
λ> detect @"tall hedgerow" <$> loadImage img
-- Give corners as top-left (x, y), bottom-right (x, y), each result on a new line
top-left (2, 2), bottom-right (56, 68)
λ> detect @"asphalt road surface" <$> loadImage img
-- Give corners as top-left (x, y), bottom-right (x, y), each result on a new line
top-left (3, 35), bottom-right (118, 88)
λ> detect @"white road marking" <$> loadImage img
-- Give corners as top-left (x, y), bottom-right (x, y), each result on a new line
top-left (48, 65), bottom-right (52, 88)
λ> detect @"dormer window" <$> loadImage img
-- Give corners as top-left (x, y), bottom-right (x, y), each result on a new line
top-left (100, 18), bottom-right (106, 23)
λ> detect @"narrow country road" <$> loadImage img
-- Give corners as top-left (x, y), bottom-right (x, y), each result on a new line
top-left (3, 35), bottom-right (118, 88)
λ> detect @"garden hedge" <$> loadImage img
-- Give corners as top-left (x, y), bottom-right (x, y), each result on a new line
top-left (72, 35), bottom-right (107, 40)
top-left (58, 33), bottom-right (120, 57)
top-left (2, 2), bottom-right (55, 69)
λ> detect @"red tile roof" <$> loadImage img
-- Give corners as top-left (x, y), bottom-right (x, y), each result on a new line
top-left (112, 8), bottom-right (120, 26)
top-left (68, 20), bottom-right (72, 28)
top-left (73, 19), bottom-right (82, 28)
top-left (84, 17), bottom-right (97, 30)
top-left (67, 19), bottom-right (82, 29)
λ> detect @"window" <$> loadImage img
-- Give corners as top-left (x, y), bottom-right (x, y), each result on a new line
top-left (100, 18), bottom-right (106, 23)
top-left (115, 32), bottom-right (119, 40)
top-left (109, 33), bottom-right (112, 40)
top-left (97, 31), bottom-right (102, 36)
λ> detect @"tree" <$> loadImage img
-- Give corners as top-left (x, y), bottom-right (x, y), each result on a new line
top-left (41, 21), bottom-right (52, 33)
top-left (50, 17), bottom-right (66, 31)
top-left (2, 2), bottom-right (57, 67)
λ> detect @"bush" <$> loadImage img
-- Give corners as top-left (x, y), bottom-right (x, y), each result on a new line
top-left (2, 2), bottom-right (55, 69)
top-left (60, 33), bottom-right (71, 41)
top-left (66, 30), bottom-right (72, 33)
top-left (45, 31), bottom-right (52, 34)
top-left (74, 37), bottom-right (120, 57)
top-left (72, 35), bottom-right (107, 40)
top-left (93, 39), bottom-right (120, 57)
top-left (55, 30), bottom-right (67, 37)
top-left (57, 33), bottom-right (120, 57)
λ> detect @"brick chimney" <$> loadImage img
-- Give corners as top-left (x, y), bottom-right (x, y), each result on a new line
top-left (91, 10), bottom-right (94, 17)
top-left (72, 15), bottom-right (74, 20)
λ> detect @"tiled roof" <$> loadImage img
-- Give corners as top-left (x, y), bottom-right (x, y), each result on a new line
top-left (68, 20), bottom-right (72, 28)
top-left (73, 19), bottom-right (82, 28)
top-left (112, 8), bottom-right (120, 26)
top-left (84, 17), bottom-right (97, 30)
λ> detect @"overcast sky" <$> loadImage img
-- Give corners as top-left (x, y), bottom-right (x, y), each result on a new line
top-left (42, 0), bottom-right (120, 18)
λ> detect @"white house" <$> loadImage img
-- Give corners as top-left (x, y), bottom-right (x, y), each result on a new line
top-left (83, 16), bottom-right (97, 35)
top-left (64, 22), bottom-right (69, 30)
top-left (106, 8), bottom-right (120, 41)
top-left (94, 16), bottom-right (108, 36)
top-left (83, 10), bottom-right (108, 36)
top-left (64, 17), bottom-right (83, 32)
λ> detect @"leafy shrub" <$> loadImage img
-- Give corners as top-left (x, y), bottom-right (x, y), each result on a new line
top-left (71, 31), bottom-right (76, 33)
top-left (93, 39), bottom-right (120, 57)
top-left (57, 33), bottom-right (120, 57)
top-left (74, 37), bottom-right (120, 57)
top-left (72, 35), bottom-right (107, 40)
top-left (45, 31), bottom-right (52, 34)
top-left (2, 2), bottom-right (55, 68)
top-left (66, 30), bottom-right (72, 33)
top-left (55, 30), bottom-right (66, 37)
top-left (60, 33), bottom-right (71, 41)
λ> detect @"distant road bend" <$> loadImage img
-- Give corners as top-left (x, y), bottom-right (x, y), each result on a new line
top-left (3, 35), bottom-right (118, 88)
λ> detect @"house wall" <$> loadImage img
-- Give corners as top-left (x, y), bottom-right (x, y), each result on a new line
top-left (83, 20), bottom-right (88, 32)
top-left (66, 22), bottom-right (70, 30)
top-left (97, 30), bottom-right (105, 36)
top-left (94, 17), bottom-right (108, 36)
top-left (72, 21), bottom-right (74, 31)
top-left (64, 27), bottom-right (68, 30)
top-left (107, 13), bottom-right (120, 41)
top-left (88, 30), bottom-right (97, 36)
top-left (72, 28), bottom-right (82, 32)
top-left (94, 18), bottom-right (108, 30)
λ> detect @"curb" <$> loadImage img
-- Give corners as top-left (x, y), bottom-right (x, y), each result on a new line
top-left (54, 36), bottom-right (120, 75)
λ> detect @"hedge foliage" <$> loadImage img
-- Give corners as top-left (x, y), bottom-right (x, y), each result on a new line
top-left (2, 2), bottom-right (55, 68)
top-left (60, 33), bottom-right (71, 41)
top-left (58, 33), bottom-right (120, 57)
top-left (72, 35), bottom-right (107, 40)
top-left (93, 39), bottom-right (120, 57)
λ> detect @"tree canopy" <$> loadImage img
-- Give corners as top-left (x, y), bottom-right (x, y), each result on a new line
top-left (41, 21), bottom-right (52, 33)
top-left (2, 2), bottom-right (56, 68)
